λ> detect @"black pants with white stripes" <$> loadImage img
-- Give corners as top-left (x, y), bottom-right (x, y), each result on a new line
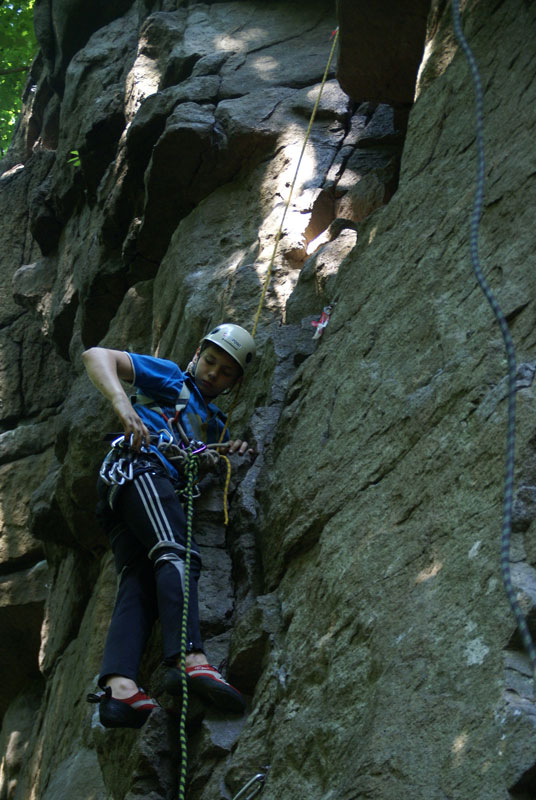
top-left (97, 468), bottom-right (203, 687)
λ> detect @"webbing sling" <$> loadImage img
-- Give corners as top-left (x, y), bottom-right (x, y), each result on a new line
top-left (134, 382), bottom-right (191, 440)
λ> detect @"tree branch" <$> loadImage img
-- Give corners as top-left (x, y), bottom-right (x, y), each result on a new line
top-left (0, 66), bottom-right (30, 76)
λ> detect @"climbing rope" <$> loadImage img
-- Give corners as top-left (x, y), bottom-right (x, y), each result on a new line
top-left (218, 27), bottom-right (340, 446)
top-left (174, 29), bottom-right (340, 800)
top-left (219, 452), bottom-right (232, 526)
top-left (177, 447), bottom-right (199, 800)
top-left (251, 27), bottom-right (339, 339)
top-left (451, 1), bottom-right (536, 676)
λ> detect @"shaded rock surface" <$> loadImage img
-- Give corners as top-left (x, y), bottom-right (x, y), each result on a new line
top-left (336, 0), bottom-right (430, 105)
top-left (1, 0), bottom-right (536, 799)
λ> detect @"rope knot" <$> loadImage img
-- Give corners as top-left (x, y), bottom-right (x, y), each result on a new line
top-left (185, 447), bottom-right (199, 486)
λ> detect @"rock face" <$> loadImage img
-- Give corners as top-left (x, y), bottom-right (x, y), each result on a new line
top-left (1, 0), bottom-right (536, 798)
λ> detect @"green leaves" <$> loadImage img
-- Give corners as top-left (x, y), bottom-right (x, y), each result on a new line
top-left (0, 1), bottom-right (37, 156)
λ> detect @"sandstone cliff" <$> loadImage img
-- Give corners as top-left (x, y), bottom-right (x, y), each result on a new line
top-left (1, 1), bottom-right (536, 798)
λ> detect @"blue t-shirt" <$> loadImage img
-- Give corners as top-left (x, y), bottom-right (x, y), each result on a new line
top-left (127, 353), bottom-right (229, 480)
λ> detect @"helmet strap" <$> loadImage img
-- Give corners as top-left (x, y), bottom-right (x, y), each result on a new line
top-left (221, 375), bottom-right (242, 396)
top-left (186, 347), bottom-right (201, 376)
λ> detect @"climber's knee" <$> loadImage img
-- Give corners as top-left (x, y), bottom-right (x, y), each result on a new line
top-left (148, 541), bottom-right (201, 581)
top-left (148, 540), bottom-right (187, 566)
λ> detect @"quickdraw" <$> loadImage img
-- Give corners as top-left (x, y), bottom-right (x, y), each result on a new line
top-left (99, 434), bottom-right (137, 486)
top-left (232, 773), bottom-right (266, 800)
top-left (99, 431), bottom-right (222, 489)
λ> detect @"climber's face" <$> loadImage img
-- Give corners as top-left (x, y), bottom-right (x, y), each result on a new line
top-left (194, 344), bottom-right (241, 399)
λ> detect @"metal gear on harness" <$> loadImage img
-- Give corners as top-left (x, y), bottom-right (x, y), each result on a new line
top-left (99, 428), bottom-right (222, 491)
top-left (99, 434), bottom-right (138, 486)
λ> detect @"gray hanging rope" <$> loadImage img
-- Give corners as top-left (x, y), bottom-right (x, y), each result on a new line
top-left (451, 0), bottom-right (536, 676)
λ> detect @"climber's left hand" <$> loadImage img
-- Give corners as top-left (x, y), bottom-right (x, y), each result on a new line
top-left (225, 439), bottom-right (255, 456)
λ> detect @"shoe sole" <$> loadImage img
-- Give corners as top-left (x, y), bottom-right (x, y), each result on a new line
top-left (191, 678), bottom-right (245, 713)
top-left (164, 668), bottom-right (245, 713)
top-left (99, 698), bottom-right (153, 729)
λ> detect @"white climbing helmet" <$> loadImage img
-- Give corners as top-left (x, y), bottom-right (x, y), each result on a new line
top-left (202, 323), bottom-right (256, 372)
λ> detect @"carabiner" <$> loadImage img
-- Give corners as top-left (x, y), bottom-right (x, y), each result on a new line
top-left (99, 450), bottom-right (117, 485)
top-left (108, 461), bottom-right (127, 485)
top-left (157, 429), bottom-right (174, 450)
top-left (99, 465), bottom-right (113, 486)
top-left (191, 440), bottom-right (207, 455)
top-left (180, 482), bottom-right (201, 501)
top-left (232, 773), bottom-right (266, 800)
top-left (116, 458), bottom-right (133, 482)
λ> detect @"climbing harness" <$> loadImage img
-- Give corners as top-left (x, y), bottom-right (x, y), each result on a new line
top-left (232, 772), bottom-right (267, 800)
top-left (451, 1), bottom-right (536, 677)
top-left (101, 376), bottom-right (226, 501)
top-left (177, 447), bottom-right (198, 800)
top-left (99, 431), bottom-right (221, 490)
top-left (136, 381), bottom-right (192, 428)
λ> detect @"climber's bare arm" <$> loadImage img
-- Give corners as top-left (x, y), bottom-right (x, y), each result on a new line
top-left (82, 347), bottom-right (150, 449)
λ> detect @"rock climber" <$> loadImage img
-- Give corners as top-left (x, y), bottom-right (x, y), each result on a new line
top-left (84, 323), bottom-right (255, 729)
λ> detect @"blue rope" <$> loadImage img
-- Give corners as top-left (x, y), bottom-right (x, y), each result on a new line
top-left (451, 1), bottom-right (536, 676)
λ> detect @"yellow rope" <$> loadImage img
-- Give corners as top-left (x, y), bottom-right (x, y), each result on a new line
top-left (219, 453), bottom-right (232, 526)
top-left (175, 37), bottom-right (339, 793)
top-left (217, 28), bottom-right (339, 516)
top-left (251, 28), bottom-right (340, 339)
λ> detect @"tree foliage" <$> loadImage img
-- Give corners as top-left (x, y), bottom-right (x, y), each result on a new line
top-left (0, 1), bottom-right (37, 156)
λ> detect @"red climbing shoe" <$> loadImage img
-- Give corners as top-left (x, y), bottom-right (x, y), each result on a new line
top-left (86, 686), bottom-right (159, 729)
top-left (164, 664), bottom-right (245, 713)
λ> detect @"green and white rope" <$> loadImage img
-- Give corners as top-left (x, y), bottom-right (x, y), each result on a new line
top-left (177, 449), bottom-right (199, 800)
